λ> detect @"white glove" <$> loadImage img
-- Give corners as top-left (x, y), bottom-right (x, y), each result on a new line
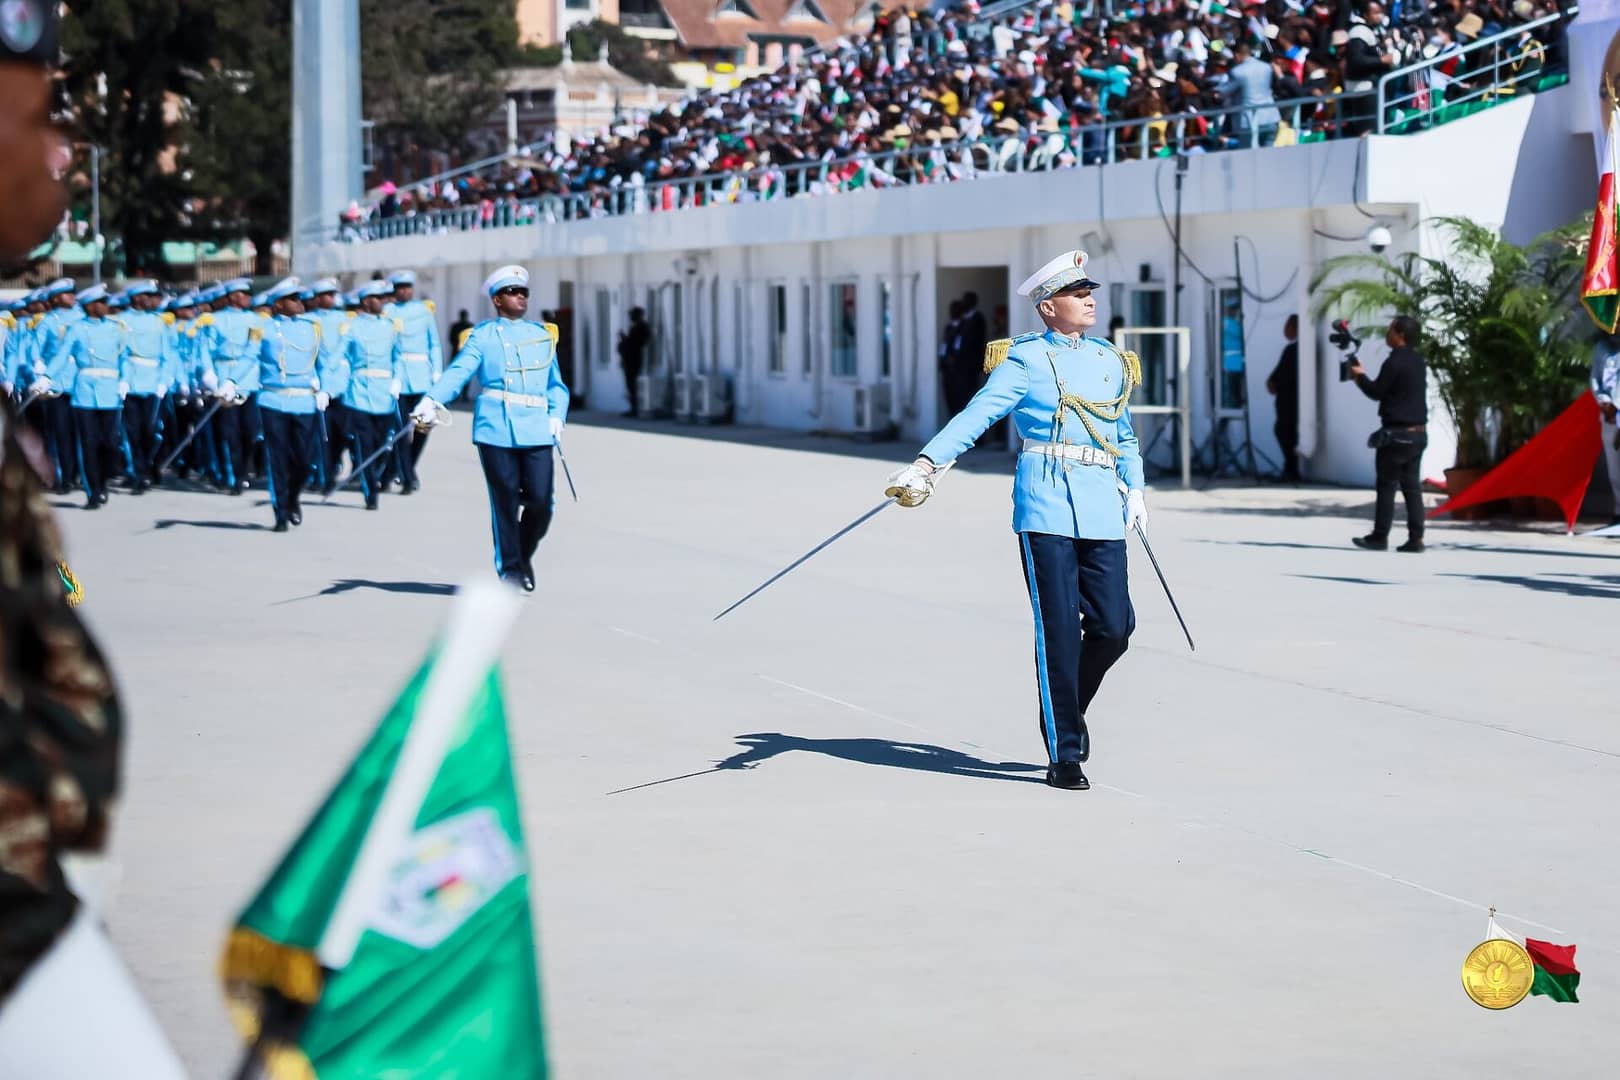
top-left (315, 391), bottom-right (330, 411)
top-left (219, 380), bottom-right (238, 401)
top-left (157, 383), bottom-right (168, 399)
top-left (201, 370), bottom-right (218, 391)
top-left (390, 379), bottom-right (402, 398)
top-left (549, 416), bottom-right (563, 438)
top-left (28, 376), bottom-right (51, 396)
top-left (884, 458), bottom-right (938, 508)
top-left (117, 381), bottom-right (129, 400)
top-left (1125, 489), bottom-right (1148, 535)
top-left (409, 396), bottom-right (440, 426)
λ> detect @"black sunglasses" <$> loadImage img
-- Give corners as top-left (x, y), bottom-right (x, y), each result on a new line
top-left (497, 286), bottom-right (530, 298)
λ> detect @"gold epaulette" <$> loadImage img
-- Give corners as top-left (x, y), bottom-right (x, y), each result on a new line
top-left (983, 338), bottom-right (1012, 374)
top-left (1104, 339), bottom-right (1143, 393)
top-left (195, 313), bottom-right (215, 328)
top-left (457, 327), bottom-right (474, 351)
top-left (248, 326), bottom-right (263, 342)
top-left (28, 314), bottom-right (43, 330)
top-left (542, 322), bottom-right (559, 346)
top-left (1, 314), bottom-right (13, 330)
top-left (339, 321), bottom-right (351, 335)
top-left (160, 312), bottom-right (176, 326)
top-left (390, 318), bottom-right (404, 333)
top-left (424, 299), bottom-right (436, 314)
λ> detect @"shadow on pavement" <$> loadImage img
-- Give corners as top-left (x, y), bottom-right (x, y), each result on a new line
top-left (1442, 573), bottom-right (1620, 599)
top-left (317, 579), bottom-right (457, 598)
top-left (1290, 574), bottom-right (1395, 586)
top-left (151, 518), bottom-right (267, 531)
top-left (608, 731), bottom-right (1045, 795)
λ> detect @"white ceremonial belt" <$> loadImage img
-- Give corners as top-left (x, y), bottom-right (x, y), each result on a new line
top-left (269, 387), bottom-right (314, 396)
top-left (1021, 439), bottom-right (1115, 467)
top-left (483, 388), bottom-right (546, 408)
top-left (81, 367), bottom-right (118, 378)
top-left (356, 367), bottom-right (393, 378)
top-left (401, 352), bottom-right (429, 363)
top-left (126, 356), bottom-right (159, 367)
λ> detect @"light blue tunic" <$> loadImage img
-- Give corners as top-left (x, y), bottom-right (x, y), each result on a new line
top-left (256, 314), bottom-right (325, 415)
top-left (342, 313), bottom-right (403, 416)
top-left (919, 330), bottom-right (1145, 541)
top-left (425, 318), bottom-right (569, 448)
top-left (384, 298), bottom-right (443, 394)
top-left (57, 316), bottom-right (127, 410)
top-left (119, 310), bottom-right (170, 395)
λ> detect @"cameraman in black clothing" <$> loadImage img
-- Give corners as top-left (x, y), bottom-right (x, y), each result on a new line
top-left (1349, 314), bottom-right (1428, 553)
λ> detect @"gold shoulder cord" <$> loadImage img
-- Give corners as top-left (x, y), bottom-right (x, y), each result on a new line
top-left (1051, 340), bottom-right (1141, 457)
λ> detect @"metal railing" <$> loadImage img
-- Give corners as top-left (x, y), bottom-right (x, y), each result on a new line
top-left (1377, 8), bottom-right (1572, 133)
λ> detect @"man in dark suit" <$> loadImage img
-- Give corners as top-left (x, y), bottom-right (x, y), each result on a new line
top-left (1266, 314), bottom-right (1301, 482)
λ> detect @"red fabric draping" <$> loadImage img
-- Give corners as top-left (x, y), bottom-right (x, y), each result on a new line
top-left (1428, 392), bottom-right (1602, 533)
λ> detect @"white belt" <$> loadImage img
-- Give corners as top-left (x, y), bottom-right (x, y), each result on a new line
top-left (1021, 439), bottom-right (1115, 467)
top-left (81, 367), bottom-right (117, 378)
top-left (127, 356), bottom-right (158, 367)
top-left (483, 388), bottom-right (546, 408)
top-left (269, 387), bottom-right (314, 396)
top-left (401, 352), bottom-right (429, 363)
top-left (356, 367), bottom-right (393, 378)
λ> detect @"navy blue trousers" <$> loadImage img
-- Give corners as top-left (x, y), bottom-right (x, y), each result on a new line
top-left (1018, 533), bottom-right (1134, 764)
top-left (122, 394), bottom-right (162, 482)
top-left (260, 408), bottom-right (316, 526)
top-left (74, 407), bottom-right (122, 502)
top-left (477, 444), bottom-right (554, 577)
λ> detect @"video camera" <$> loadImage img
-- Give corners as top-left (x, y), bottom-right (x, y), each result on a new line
top-left (1329, 319), bottom-right (1361, 382)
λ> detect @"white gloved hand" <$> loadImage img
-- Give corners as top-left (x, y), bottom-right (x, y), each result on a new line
top-left (315, 391), bottom-right (330, 411)
top-left (390, 379), bottom-right (402, 398)
top-left (219, 380), bottom-right (238, 401)
top-left (28, 376), bottom-right (51, 396)
top-left (884, 457), bottom-right (938, 508)
top-left (157, 383), bottom-right (168, 399)
top-left (549, 416), bottom-right (563, 438)
top-left (1125, 489), bottom-right (1148, 535)
top-left (117, 381), bottom-right (129, 400)
top-left (409, 396), bottom-right (440, 426)
top-left (201, 370), bottom-right (218, 391)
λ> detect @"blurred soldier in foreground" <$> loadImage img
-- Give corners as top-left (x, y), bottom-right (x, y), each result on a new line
top-left (0, 4), bottom-right (186, 1074)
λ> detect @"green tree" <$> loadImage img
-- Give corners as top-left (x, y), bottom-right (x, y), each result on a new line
top-left (560, 20), bottom-right (679, 87)
top-left (59, 0), bottom-right (220, 276)
top-left (179, 0), bottom-right (291, 276)
top-left (360, 0), bottom-right (520, 172)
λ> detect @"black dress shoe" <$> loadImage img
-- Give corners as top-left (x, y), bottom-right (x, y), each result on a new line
top-left (228, 483), bottom-right (243, 496)
top-left (96, 491), bottom-right (109, 506)
top-left (1351, 534), bottom-right (1388, 551)
top-left (289, 509), bottom-right (303, 526)
top-left (520, 571), bottom-right (536, 593)
top-left (1046, 762), bottom-right (1090, 790)
top-left (272, 520), bottom-right (289, 533)
top-left (1397, 538), bottom-right (1425, 553)
top-left (1077, 716), bottom-right (1090, 763)
top-left (499, 573), bottom-right (529, 592)
top-left (365, 497), bottom-right (379, 511)
top-left (84, 496), bottom-right (101, 510)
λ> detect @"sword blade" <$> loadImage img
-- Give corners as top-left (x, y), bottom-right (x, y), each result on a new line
top-left (336, 424), bottom-right (415, 492)
top-left (16, 389), bottom-right (44, 416)
top-left (554, 435), bottom-right (578, 502)
top-left (714, 498), bottom-right (894, 621)
top-left (1133, 523), bottom-right (1195, 652)
top-left (157, 398), bottom-right (222, 472)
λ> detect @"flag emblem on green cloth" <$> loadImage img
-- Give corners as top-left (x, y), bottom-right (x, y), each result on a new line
top-left (220, 583), bottom-right (546, 1079)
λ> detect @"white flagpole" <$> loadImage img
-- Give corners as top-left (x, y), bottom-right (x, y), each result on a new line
top-left (316, 579), bottom-right (522, 970)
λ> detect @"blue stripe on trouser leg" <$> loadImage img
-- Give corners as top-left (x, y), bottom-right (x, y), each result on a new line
top-left (1021, 532), bottom-right (1102, 765)
top-left (1020, 533), bottom-right (1060, 764)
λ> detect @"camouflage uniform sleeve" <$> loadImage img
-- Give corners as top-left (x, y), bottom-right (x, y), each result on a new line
top-left (0, 402), bottom-right (122, 1001)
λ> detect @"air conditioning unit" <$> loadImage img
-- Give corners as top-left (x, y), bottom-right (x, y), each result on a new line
top-left (672, 373), bottom-right (694, 419)
top-left (852, 382), bottom-right (893, 436)
top-left (693, 373), bottom-right (732, 423)
top-left (636, 373), bottom-right (670, 418)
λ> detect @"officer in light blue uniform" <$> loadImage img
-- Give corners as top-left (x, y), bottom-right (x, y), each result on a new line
top-left (887, 251), bottom-right (1150, 791)
top-left (301, 279), bottom-right (347, 492)
top-left (255, 277), bottom-right (331, 531)
top-left (205, 277), bottom-right (264, 492)
top-left (117, 280), bottom-right (170, 490)
top-left (341, 279), bottom-right (404, 510)
top-left (384, 269), bottom-right (442, 492)
top-left (49, 285), bottom-right (129, 508)
top-left (411, 265), bottom-right (568, 592)
top-left (33, 278), bottom-right (84, 492)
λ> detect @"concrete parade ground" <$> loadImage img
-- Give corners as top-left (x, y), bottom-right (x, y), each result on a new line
top-left (59, 413), bottom-right (1619, 1078)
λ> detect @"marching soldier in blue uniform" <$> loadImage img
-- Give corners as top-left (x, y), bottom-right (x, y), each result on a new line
top-left (48, 285), bottom-right (127, 508)
top-left (302, 279), bottom-right (348, 492)
top-left (33, 279), bottom-right (83, 493)
top-left (384, 270), bottom-right (442, 493)
top-left (886, 251), bottom-right (1149, 791)
top-left (117, 280), bottom-right (169, 490)
top-left (254, 277), bottom-right (330, 532)
top-left (341, 280), bottom-right (404, 511)
top-left (205, 278), bottom-right (263, 493)
top-left (410, 265), bottom-right (568, 592)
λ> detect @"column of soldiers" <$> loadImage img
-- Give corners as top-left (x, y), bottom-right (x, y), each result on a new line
top-left (0, 270), bottom-right (443, 527)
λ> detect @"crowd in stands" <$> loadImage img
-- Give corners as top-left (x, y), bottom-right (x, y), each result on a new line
top-left (341, 0), bottom-right (1571, 236)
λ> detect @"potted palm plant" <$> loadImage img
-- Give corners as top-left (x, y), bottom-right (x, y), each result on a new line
top-left (1311, 216), bottom-right (1593, 511)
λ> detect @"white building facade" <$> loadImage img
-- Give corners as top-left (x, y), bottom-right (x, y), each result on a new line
top-left (301, 84), bottom-right (1590, 488)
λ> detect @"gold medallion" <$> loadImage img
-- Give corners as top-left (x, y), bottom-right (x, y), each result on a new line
top-left (1461, 938), bottom-right (1534, 1009)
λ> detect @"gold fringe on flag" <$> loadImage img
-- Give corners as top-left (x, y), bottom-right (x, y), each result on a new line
top-left (57, 562), bottom-right (83, 606)
top-left (220, 927), bottom-right (324, 1005)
